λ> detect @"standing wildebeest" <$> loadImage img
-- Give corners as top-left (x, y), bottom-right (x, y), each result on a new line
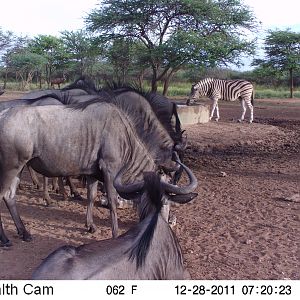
top-left (32, 167), bottom-right (197, 280)
top-left (50, 76), bottom-right (66, 89)
top-left (20, 79), bottom-right (185, 213)
top-left (187, 78), bottom-right (254, 123)
top-left (21, 79), bottom-right (185, 220)
top-left (0, 94), bottom-right (80, 205)
top-left (0, 96), bottom-right (184, 246)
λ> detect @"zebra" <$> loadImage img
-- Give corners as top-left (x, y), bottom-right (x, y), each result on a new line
top-left (186, 78), bottom-right (254, 123)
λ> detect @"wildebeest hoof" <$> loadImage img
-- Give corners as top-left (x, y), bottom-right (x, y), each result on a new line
top-left (0, 240), bottom-right (12, 248)
top-left (237, 119), bottom-right (243, 123)
top-left (87, 224), bottom-right (97, 234)
top-left (100, 195), bottom-right (108, 206)
top-left (20, 232), bottom-right (32, 242)
top-left (44, 199), bottom-right (55, 207)
top-left (72, 193), bottom-right (83, 201)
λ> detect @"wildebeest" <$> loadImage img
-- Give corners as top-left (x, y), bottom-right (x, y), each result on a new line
top-left (50, 76), bottom-right (66, 89)
top-left (32, 167), bottom-right (197, 280)
top-left (0, 94), bottom-right (80, 205)
top-left (21, 79), bottom-right (185, 218)
top-left (0, 94), bottom-right (187, 246)
top-left (19, 78), bottom-right (185, 219)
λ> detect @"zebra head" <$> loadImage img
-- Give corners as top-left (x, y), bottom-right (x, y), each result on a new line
top-left (189, 78), bottom-right (213, 103)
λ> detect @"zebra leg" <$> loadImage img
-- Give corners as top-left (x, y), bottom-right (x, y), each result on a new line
top-left (210, 98), bottom-right (218, 121)
top-left (238, 99), bottom-right (246, 122)
top-left (246, 99), bottom-right (254, 123)
top-left (215, 103), bottom-right (220, 122)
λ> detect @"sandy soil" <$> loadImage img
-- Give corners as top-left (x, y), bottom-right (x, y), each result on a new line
top-left (0, 92), bottom-right (299, 279)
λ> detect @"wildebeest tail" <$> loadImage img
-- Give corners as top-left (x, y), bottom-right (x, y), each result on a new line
top-left (172, 102), bottom-right (182, 135)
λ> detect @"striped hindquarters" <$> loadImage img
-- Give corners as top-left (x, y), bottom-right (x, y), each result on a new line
top-left (216, 79), bottom-right (253, 101)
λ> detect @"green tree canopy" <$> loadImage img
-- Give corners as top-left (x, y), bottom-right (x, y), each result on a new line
top-left (85, 0), bottom-right (258, 94)
top-left (253, 29), bottom-right (300, 98)
top-left (61, 30), bottom-right (102, 77)
top-left (8, 51), bottom-right (47, 89)
top-left (28, 35), bottom-right (68, 84)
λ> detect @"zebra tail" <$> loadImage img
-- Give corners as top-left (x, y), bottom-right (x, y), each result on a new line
top-left (251, 90), bottom-right (254, 106)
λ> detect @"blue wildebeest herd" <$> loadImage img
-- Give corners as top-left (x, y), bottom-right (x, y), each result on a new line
top-left (0, 78), bottom-right (198, 279)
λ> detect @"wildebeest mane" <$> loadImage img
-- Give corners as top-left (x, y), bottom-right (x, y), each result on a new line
top-left (127, 173), bottom-right (184, 270)
top-left (62, 76), bottom-right (99, 95)
top-left (127, 173), bottom-right (162, 268)
top-left (68, 91), bottom-right (174, 166)
top-left (19, 93), bottom-right (63, 102)
top-left (103, 82), bottom-right (182, 144)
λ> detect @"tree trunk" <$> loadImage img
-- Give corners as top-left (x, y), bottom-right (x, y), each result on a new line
top-left (151, 66), bottom-right (158, 92)
top-left (151, 77), bottom-right (158, 92)
top-left (162, 78), bottom-right (170, 96)
top-left (137, 69), bottom-right (145, 89)
top-left (289, 68), bottom-right (294, 98)
top-left (162, 68), bottom-right (179, 96)
top-left (3, 68), bottom-right (8, 89)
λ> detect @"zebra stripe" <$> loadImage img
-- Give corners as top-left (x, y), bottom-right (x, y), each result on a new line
top-left (187, 78), bottom-right (254, 123)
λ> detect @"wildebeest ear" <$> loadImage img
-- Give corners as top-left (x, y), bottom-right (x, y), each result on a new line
top-left (169, 193), bottom-right (198, 204)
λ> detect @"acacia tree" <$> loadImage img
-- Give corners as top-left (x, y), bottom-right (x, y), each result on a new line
top-left (8, 51), bottom-right (47, 89)
top-left (85, 0), bottom-right (258, 94)
top-left (256, 30), bottom-right (300, 98)
top-left (61, 30), bottom-right (102, 77)
top-left (0, 28), bottom-right (29, 88)
top-left (28, 35), bottom-right (68, 86)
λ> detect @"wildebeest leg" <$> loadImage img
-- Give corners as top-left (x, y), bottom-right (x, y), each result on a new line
top-left (85, 177), bottom-right (98, 233)
top-left (104, 174), bottom-right (119, 238)
top-left (161, 199), bottom-right (170, 222)
top-left (2, 176), bottom-right (32, 242)
top-left (0, 214), bottom-right (11, 247)
top-left (43, 177), bottom-right (54, 206)
top-left (52, 177), bottom-right (59, 193)
top-left (66, 177), bottom-right (81, 199)
top-left (27, 165), bottom-right (41, 189)
top-left (57, 177), bottom-right (68, 201)
top-left (161, 183), bottom-right (177, 229)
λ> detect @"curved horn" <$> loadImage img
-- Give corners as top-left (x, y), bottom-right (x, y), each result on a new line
top-left (161, 159), bottom-right (198, 195)
top-left (113, 167), bottom-right (144, 194)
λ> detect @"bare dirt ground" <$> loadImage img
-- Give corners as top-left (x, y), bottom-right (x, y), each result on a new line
top-left (0, 92), bottom-right (299, 280)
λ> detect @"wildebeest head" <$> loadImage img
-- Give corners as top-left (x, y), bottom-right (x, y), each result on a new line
top-left (113, 152), bottom-right (197, 199)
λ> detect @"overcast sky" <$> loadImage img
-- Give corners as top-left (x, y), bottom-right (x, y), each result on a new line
top-left (1, 0), bottom-right (299, 70)
top-left (1, 0), bottom-right (299, 37)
